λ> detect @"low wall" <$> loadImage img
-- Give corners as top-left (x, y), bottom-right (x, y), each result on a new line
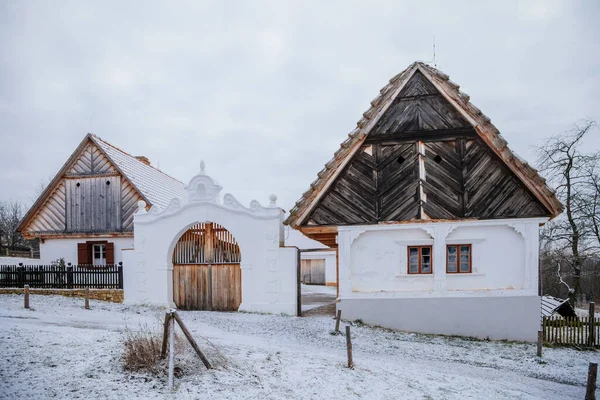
top-left (0, 288), bottom-right (124, 303)
top-left (338, 295), bottom-right (540, 342)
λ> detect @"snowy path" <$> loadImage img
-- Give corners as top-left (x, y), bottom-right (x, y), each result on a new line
top-left (0, 294), bottom-right (595, 399)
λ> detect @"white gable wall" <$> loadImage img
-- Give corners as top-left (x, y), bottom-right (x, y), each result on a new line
top-left (337, 218), bottom-right (545, 342)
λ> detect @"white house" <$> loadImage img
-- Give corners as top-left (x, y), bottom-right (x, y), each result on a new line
top-left (18, 133), bottom-right (186, 266)
top-left (285, 62), bottom-right (563, 342)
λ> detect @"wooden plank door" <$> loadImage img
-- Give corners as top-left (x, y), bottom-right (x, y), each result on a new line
top-left (301, 259), bottom-right (326, 285)
top-left (172, 222), bottom-right (241, 311)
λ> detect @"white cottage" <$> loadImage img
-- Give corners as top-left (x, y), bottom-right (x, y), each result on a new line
top-left (284, 62), bottom-right (563, 342)
top-left (18, 133), bottom-right (186, 266)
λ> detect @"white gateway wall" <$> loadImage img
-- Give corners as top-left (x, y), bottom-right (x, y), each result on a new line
top-left (122, 168), bottom-right (298, 315)
top-left (39, 237), bottom-right (133, 265)
top-left (337, 218), bottom-right (545, 342)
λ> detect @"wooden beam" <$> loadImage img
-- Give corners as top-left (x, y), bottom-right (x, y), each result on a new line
top-left (365, 128), bottom-right (476, 144)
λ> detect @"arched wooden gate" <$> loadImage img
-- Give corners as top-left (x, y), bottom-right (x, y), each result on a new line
top-left (172, 222), bottom-right (242, 311)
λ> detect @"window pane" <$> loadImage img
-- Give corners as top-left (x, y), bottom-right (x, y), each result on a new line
top-left (448, 246), bottom-right (457, 255)
top-left (448, 259), bottom-right (457, 272)
top-left (421, 247), bottom-right (431, 256)
top-left (460, 262), bottom-right (470, 272)
top-left (460, 246), bottom-right (470, 254)
top-left (408, 248), bottom-right (419, 273)
top-left (422, 262), bottom-right (431, 273)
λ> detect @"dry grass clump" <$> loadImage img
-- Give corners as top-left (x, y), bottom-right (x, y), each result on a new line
top-left (122, 325), bottom-right (163, 374)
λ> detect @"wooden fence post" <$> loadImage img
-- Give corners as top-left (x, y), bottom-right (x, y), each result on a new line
top-left (172, 311), bottom-right (212, 369)
top-left (84, 288), bottom-right (90, 309)
top-left (161, 311), bottom-right (172, 359)
top-left (537, 330), bottom-right (542, 357)
top-left (66, 266), bottom-right (73, 289)
top-left (118, 262), bottom-right (124, 289)
top-left (586, 362), bottom-right (597, 400)
top-left (345, 326), bottom-right (354, 369)
top-left (589, 302), bottom-right (596, 347)
top-left (24, 285), bottom-right (29, 309)
top-left (168, 314), bottom-right (175, 390)
top-left (18, 263), bottom-right (24, 288)
top-left (335, 310), bottom-right (342, 333)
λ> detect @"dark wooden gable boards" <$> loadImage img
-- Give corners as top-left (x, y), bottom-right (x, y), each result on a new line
top-left (304, 71), bottom-right (549, 226)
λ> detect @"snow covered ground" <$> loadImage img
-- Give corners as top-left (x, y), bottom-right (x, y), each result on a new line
top-left (0, 294), bottom-right (596, 399)
top-left (301, 283), bottom-right (336, 312)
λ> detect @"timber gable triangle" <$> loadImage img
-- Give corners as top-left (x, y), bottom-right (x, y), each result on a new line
top-left (285, 62), bottom-right (563, 231)
top-left (18, 133), bottom-right (186, 237)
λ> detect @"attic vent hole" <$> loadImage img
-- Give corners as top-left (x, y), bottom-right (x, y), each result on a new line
top-left (434, 155), bottom-right (442, 164)
top-left (106, 180), bottom-right (111, 185)
top-left (397, 156), bottom-right (405, 165)
top-left (76, 182), bottom-right (80, 187)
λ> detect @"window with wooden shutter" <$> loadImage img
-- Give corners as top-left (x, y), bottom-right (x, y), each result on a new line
top-left (77, 243), bottom-right (89, 264)
top-left (106, 242), bottom-right (115, 265)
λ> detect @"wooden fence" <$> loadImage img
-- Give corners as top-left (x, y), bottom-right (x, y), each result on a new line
top-left (0, 263), bottom-right (123, 289)
top-left (542, 316), bottom-right (600, 347)
top-left (2, 248), bottom-right (40, 259)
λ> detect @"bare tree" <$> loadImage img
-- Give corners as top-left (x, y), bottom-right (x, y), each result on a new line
top-left (536, 119), bottom-right (597, 306)
top-left (580, 156), bottom-right (600, 249)
top-left (0, 200), bottom-right (28, 250)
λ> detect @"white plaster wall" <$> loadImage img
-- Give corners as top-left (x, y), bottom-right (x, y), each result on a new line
top-left (39, 237), bottom-right (134, 265)
top-left (338, 296), bottom-right (540, 342)
top-left (445, 225), bottom-right (524, 291)
top-left (350, 229), bottom-right (433, 293)
top-left (301, 250), bottom-right (337, 285)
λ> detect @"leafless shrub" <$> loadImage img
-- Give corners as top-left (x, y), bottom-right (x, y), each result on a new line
top-left (122, 325), bottom-right (163, 374)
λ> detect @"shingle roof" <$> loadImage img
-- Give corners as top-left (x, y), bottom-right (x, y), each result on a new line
top-left (91, 135), bottom-right (187, 209)
top-left (284, 62), bottom-right (563, 228)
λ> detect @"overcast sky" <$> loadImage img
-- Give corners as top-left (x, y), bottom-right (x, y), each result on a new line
top-left (1, 0), bottom-right (599, 212)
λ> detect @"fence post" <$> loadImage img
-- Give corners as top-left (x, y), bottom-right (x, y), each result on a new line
top-left (24, 285), bottom-right (30, 309)
top-left (67, 266), bottom-right (73, 289)
top-left (84, 288), bottom-right (90, 309)
top-left (346, 326), bottom-right (354, 369)
top-left (18, 263), bottom-right (24, 288)
top-left (118, 262), bottom-right (123, 289)
top-left (586, 362), bottom-right (597, 400)
top-left (168, 313), bottom-right (175, 390)
top-left (589, 302), bottom-right (596, 347)
top-left (335, 310), bottom-right (342, 333)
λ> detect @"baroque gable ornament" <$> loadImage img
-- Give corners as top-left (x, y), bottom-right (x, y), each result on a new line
top-left (187, 160), bottom-right (223, 204)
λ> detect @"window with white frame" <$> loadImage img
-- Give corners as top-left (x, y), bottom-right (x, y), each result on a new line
top-left (92, 244), bottom-right (107, 266)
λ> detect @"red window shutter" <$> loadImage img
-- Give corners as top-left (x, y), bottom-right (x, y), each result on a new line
top-left (77, 243), bottom-right (89, 265)
top-left (106, 242), bottom-right (115, 265)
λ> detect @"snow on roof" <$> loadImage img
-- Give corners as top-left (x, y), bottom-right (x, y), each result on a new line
top-left (91, 135), bottom-right (187, 209)
top-left (541, 295), bottom-right (570, 317)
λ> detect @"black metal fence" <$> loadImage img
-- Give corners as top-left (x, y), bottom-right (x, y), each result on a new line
top-left (0, 263), bottom-right (123, 289)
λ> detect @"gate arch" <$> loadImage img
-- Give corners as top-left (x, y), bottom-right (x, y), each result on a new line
top-left (172, 222), bottom-right (241, 311)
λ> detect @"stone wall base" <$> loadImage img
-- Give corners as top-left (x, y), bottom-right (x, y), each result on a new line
top-left (0, 288), bottom-right (124, 303)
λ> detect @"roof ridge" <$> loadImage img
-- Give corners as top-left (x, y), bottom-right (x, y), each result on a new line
top-left (90, 134), bottom-right (185, 185)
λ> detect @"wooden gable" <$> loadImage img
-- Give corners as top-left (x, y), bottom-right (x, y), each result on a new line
top-left (300, 68), bottom-right (551, 227)
top-left (66, 142), bottom-right (117, 176)
top-left (20, 135), bottom-right (145, 237)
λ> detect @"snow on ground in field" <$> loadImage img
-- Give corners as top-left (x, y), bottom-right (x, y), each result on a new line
top-left (0, 256), bottom-right (41, 265)
top-left (0, 294), bottom-right (597, 400)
